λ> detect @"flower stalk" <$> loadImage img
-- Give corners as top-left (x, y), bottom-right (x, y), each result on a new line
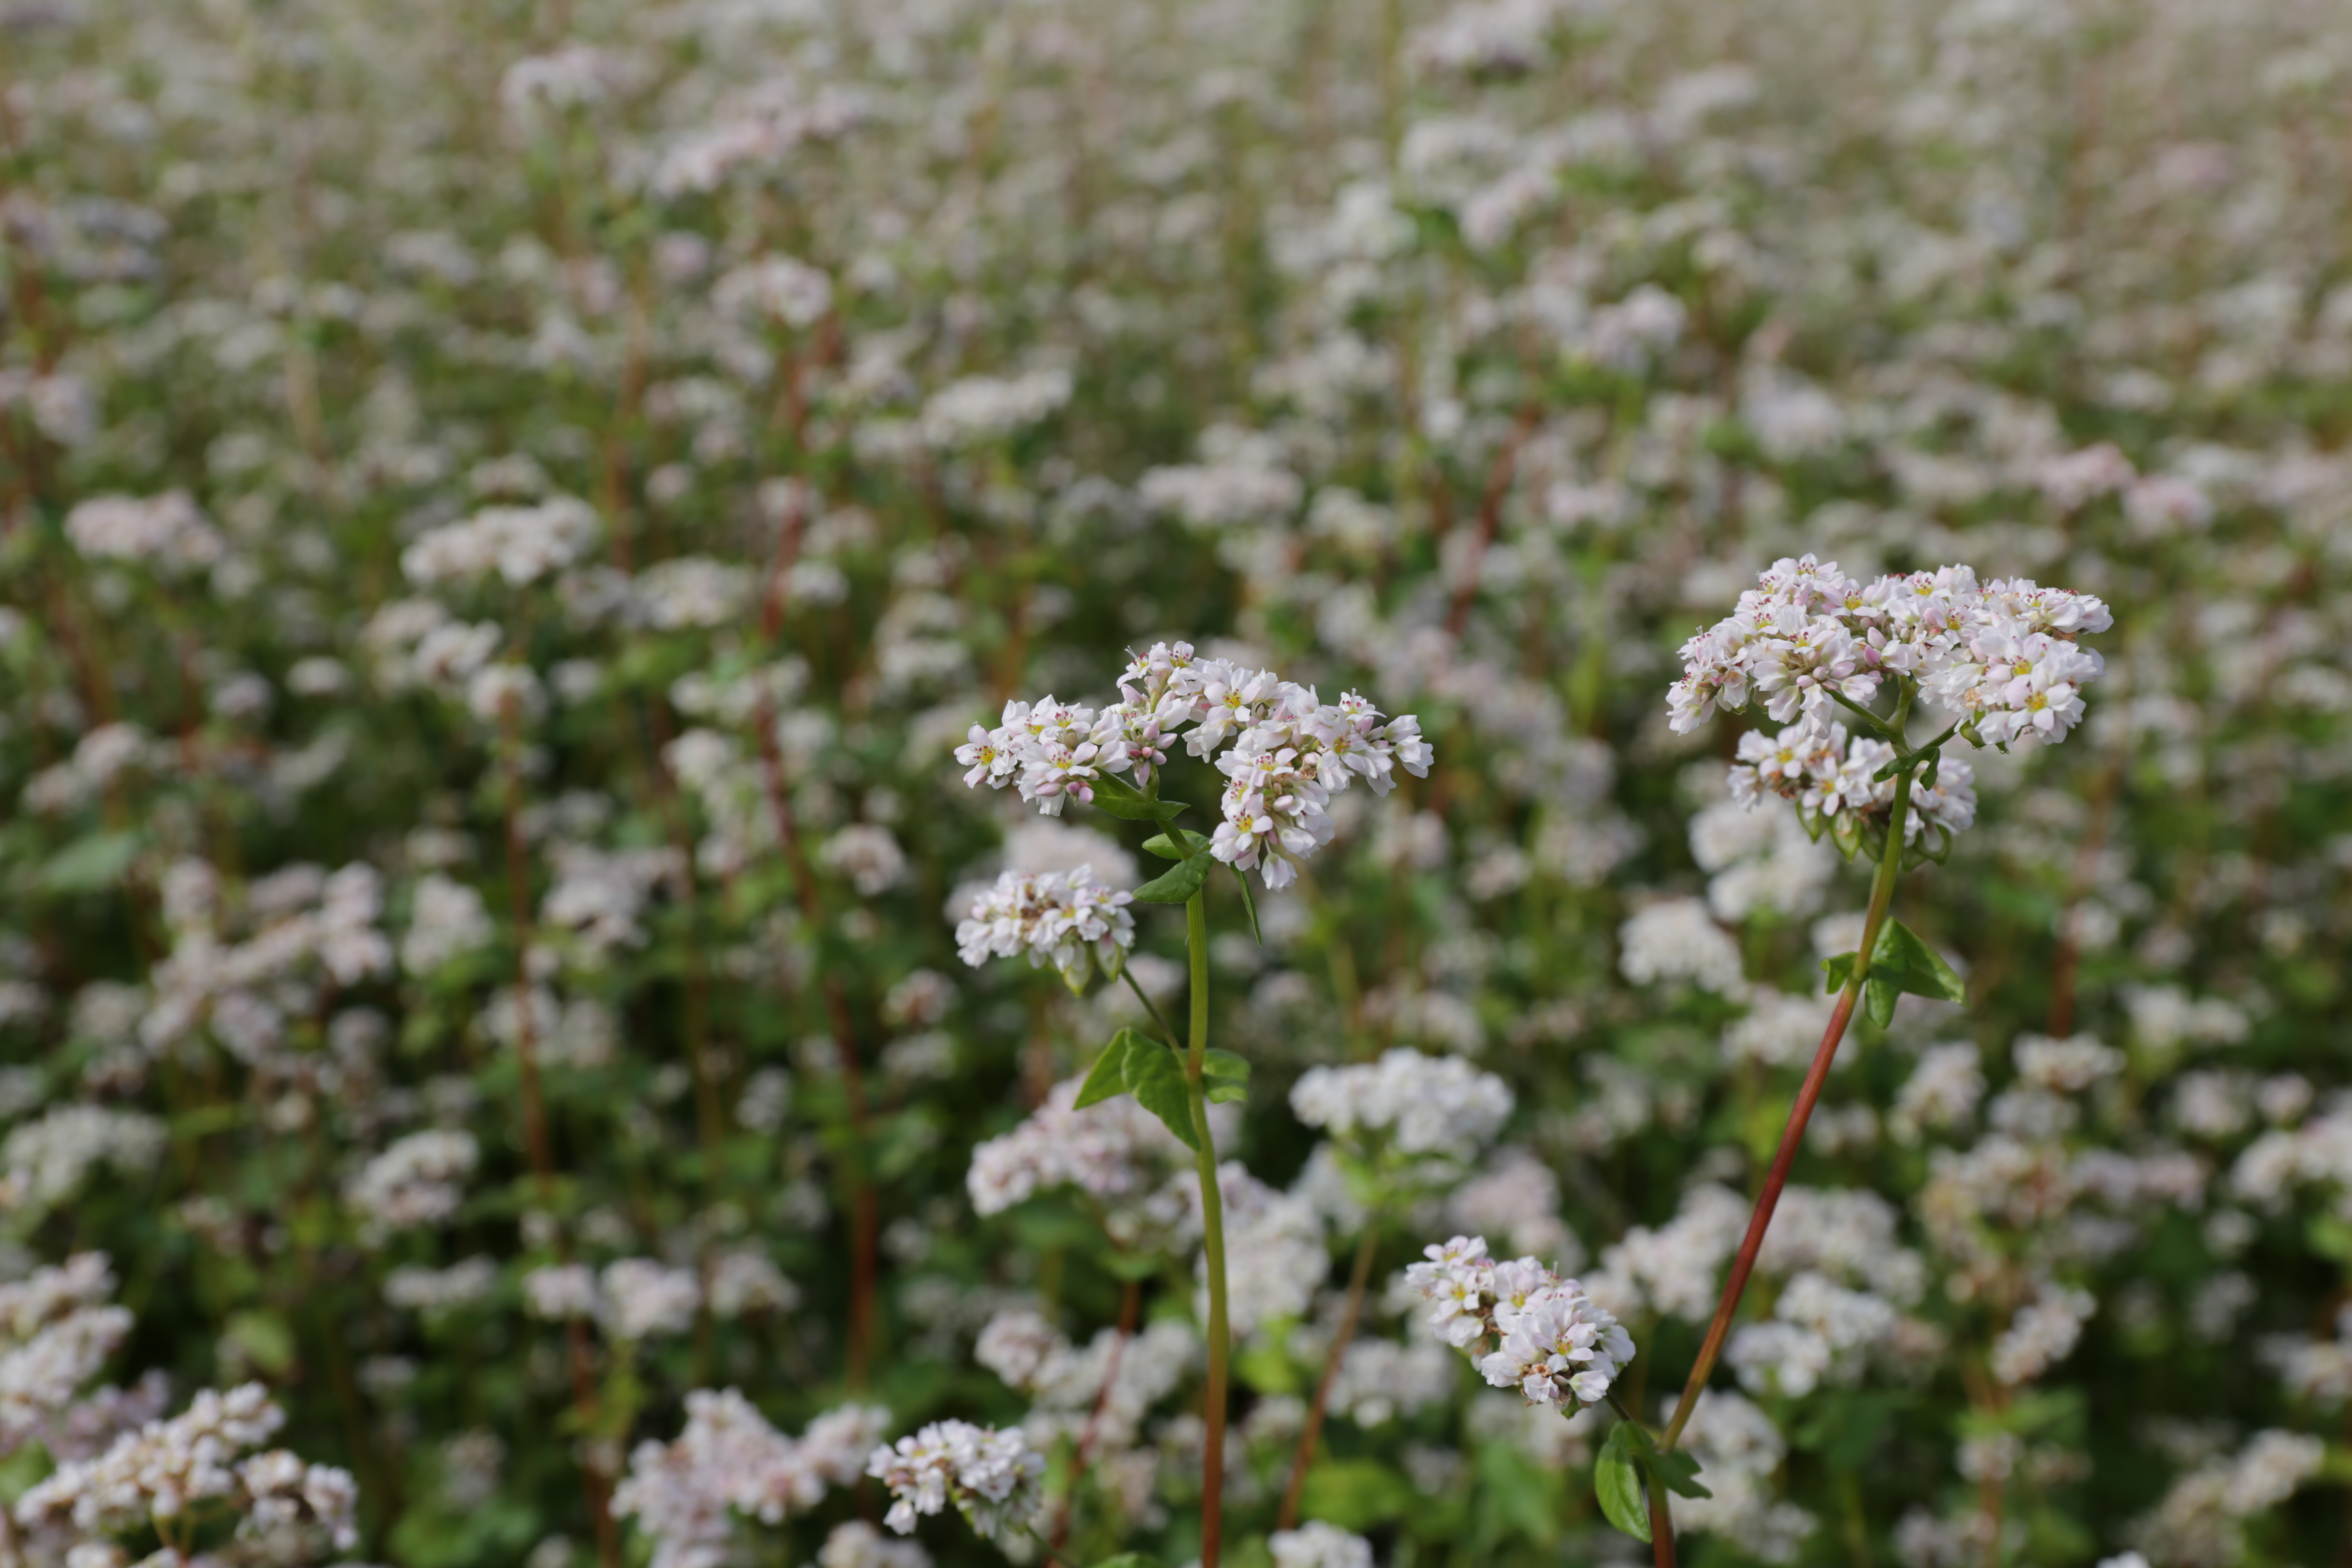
top-left (1663, 763), bottom-right (1915, 1451)
top-left (1182, 888), bottom-right (1231, 1568)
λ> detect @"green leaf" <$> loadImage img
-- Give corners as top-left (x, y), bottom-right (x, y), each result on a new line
top-left (1822, 951), bottom-right (1857, 995)
top-left (37, 830), bottom-right (142, 894)
top-left (1822, 920), bottom-right (1964, 1018)
top-left (1299, 1458), bottom-right (1411, 1529)
top-left (223, 1310), bottom-right (297, 1377)
top-left (1594, 1424), bottom-right (1651, 1544)
top-left (1091, 1555), bottom-right (1156, 1568)
top-left (1865, 970), bottom-right (1901, 1028)
top-left (1472, 1434), bottom-right (1559, 1546)
top-left (1121, 1038), bottom-right (1197, 1149)
top-left (1648, 1446), bottom-right (1711, 1500)
top-left (1230, 863), bottom-right (1263, 944)
top-left (1234, 1338), bottom-right (1303, 1394)
top-left (1073, 1030), bottom-right (1139, 1109)
top-left (1141, 829), bottom-right (1212, 861)
top-left (1202, 1048), bottom-right (1250, 1105)
top-left (1099, 1247), bottom-right (1162, 1281)
top-left (1090, 773), bottom-right (1186, 822)
top-left (1881, 919), bottom-right (1967, 1004)
top-left (1133, 852), bottom-right (1215, 904)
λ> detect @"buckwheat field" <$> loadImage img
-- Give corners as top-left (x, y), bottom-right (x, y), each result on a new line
top-left (4, 1), bottom-right (2351, 1566)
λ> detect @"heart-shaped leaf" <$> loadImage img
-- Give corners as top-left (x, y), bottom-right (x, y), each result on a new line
top-left (1594, 1424), bottom-right (1651, 1544)
top-left (1133, 852), bottom-right (1215, 904)
top-left (1121, 1037), bottom-right (1198, 1149)
top-left (1142, 829), bottom-right (1212, 861)
top-left (1090, 774), bottom-right (1186, 822)
top-left (1202, 1048), bottom-right (1249, 1105)
top-left (1074, 1030), bottom-right (1140, 1109)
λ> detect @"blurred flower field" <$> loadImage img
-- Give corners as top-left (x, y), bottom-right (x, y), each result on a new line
top-left (4, 0), bottom-right (2352, 1565)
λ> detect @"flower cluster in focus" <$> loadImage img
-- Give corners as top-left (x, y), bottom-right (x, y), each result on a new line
top-left (1406, 1235), bottom-right (1635, 1414)
top-left (955, 642), bottom-right (1430, 888)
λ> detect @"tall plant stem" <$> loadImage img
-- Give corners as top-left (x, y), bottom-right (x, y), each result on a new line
top-left (1182, 890), bottom-right (1230, 1568)
top-left (500, 711), bottom-right (620, 1568)
top-left (1277, 1219), bottom-right (1380, 1529)
top-left (1663, 768), bottom-right (1914, 1451)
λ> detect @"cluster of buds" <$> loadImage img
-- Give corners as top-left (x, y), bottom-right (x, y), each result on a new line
top-left (1405, 1236), bottom-right (1635, 1414)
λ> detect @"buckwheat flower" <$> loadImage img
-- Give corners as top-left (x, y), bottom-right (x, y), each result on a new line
top-left (0, 1255), bottom-right (132, 1448)
top-left (1618, 898), bottom-right (1743, 992)
top-left (1270, 1521), bottom-right (1375, 1568)
top-left (1989, 1283), bottom-right (2096, 1385)
top-left (1290, 1048), bottom-right (1513, 1163)
top-left (954, 866), bottom-right (1134, 992)
top-left (63, 491), bottom-right (225, 574)
top-left (401, 873), bottom-right (495, 975)
top-left (865, 1420), bottom-right (1043, 1537)
top-left (820, 1520), bottom-right (933, 1568)
top-left (954, 652), bottom-right (1427, 888)
top-left (17, 1383), bottom-right (357, 1551)
top-left (523, 1264), bottom-right (600, 1321)
top-left (601, 1260), bottom-right (701, 1341)
top-left (1667, 556), bottom-right (2108, 755)
top-left (1404, 1234), bottom-right (1635, 1412)
top-left (346, 1130), bottom-right (478, 1234)
top-left (616, 1393), bottom-right (889, 1567)
top-left (965, 1075), bottom-right (1190, 1221)
top-left (1478, 1274), bottom-right (1636, 1412)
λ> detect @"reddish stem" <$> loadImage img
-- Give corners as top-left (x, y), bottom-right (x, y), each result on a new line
top-left (1663, 770), bottom-right (1913, 1450)
top-left (1051, 1277), bottom-right (1142, 1550)
top-left (1277, 1222), bottom-right (1380, 1529)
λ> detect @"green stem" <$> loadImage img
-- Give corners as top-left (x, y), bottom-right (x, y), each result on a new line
top-left (1183, 890), bottom-right (1230, 1568)
top-left (1662, 767), bottom-right (1914, 1451)
top-left (1826, 688), bottom-right (1902, 740)
top-left (1121, 965), bottom-right (1182, 1052)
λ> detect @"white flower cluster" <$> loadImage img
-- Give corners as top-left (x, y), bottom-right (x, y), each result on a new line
top-left (865, 1419), bottom-right (1044, 1537)
top-left (0, 1254), bottom-right (133, 1448)
top-left (1404, 1235), bottom-right (1635, 1413)
top-left (345, 1130), bottom-right (478, 1234)
top-left (2132, 1429), bottom-right (2323, 1568)
top-left (953, 641), bottom-right (1430, 890)
top-left (954, 867), bottom-right (1135, 992)
top-left (1, 1106), bottom-right (167, 1208)
top-left (612, 1391), bottom-right (886, 1568)
top-left (401, 495), bottom-right (601, 588)
top-left (524, 1259), bottom-right (702, 1341)
top-left (1667, 555), bottom-right (2111, 748)
top-left (63, 491), bottom-right (226, 574)
top-left (1270, 1521), bottom-right (1375, 1568)
top-left (1290, 1048), bottom-right (1513, 1164)
top-left (16, 1383), bottom-right (358, 1553)
top-left (974, 1308), bottom-right (1196, 1454)
top-left (964, 1075), bottom-right (1191, 1223)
